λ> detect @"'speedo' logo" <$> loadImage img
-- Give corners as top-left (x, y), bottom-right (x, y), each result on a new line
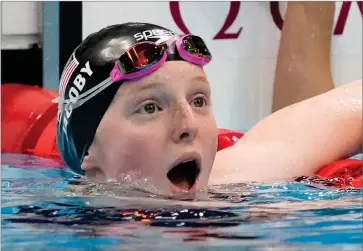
top-left (134, 29), bottom-right (176, 42)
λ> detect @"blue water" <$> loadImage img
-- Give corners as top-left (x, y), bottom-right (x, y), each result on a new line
top-left (2, 154), bottom-right (362, 251)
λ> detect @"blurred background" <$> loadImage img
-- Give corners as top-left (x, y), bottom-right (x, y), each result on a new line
top-left (1, 1), bottom-right (362, 132)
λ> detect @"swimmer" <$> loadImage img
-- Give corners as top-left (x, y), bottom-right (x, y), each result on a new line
top-left (55, 22), bottom-right (362, 196)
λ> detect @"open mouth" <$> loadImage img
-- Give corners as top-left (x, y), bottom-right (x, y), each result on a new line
top-left (167, 158), bottom-right (201, 192)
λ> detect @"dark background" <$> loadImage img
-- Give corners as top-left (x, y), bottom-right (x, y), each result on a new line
top-left (1, 2), bottom-right (83, 88)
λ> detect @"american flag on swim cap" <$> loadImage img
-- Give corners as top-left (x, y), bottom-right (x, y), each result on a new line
top-left (59, 53), bottom-right (79, 98)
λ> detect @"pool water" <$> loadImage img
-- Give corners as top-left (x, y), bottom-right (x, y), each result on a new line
top-left (2, 154), bottom-right (362, 251)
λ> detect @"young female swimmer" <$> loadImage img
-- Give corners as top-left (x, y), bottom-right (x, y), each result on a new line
top-left (55, 22), bottom-right (362, 196)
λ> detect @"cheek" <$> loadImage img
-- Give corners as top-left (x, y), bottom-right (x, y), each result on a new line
top-left (102, 127), bottom-right (165, 177)
top-left (200, 114), bottom-right (218, 157)
top-left (201, 113), bottom-right (218, 141)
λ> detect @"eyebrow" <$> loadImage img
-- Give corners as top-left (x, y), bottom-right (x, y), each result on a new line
top-left (136, 81), bottom-right (165, 93)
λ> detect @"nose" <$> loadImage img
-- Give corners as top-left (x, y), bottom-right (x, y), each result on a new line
top-left (171, 104), bottom-right (198, 144)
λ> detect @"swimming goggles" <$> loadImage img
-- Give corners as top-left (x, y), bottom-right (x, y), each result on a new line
top-left (110, 34), bottom-right (212, 82)
top-left (56, 35), bottom-right (212, 109)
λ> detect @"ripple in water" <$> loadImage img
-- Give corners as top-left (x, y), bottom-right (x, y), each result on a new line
top-left (1, 158), bottom-right (362, 251)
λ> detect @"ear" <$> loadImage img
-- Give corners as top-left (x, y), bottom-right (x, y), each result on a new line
top-left (81, 141), bottom-right (101, 172)
top-left (81, 152), bottom-right (105, 180)
top-left (81, 154), bottom-right (98, 171)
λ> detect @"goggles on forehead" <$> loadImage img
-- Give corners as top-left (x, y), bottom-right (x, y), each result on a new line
top-left (110, 34), bottom-right (212, 82)
top-left (54, 34), bottom-right (212, 109)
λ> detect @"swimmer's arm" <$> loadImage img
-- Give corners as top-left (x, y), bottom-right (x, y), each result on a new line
top-left (272, 2), bottom-right (335, 112)
top-left (211, 80), bottom-right (362, 184)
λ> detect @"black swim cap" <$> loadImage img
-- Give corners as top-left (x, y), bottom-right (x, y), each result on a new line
top-left (56, 22), bottom-right (179, 175)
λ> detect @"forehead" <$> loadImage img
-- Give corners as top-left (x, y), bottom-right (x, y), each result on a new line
top-left (115, 61), bottom-right (209, 97)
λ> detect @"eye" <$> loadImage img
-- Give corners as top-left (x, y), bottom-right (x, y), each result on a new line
top-left (191, 97), bottom-right (206, 107)
top-left (137, 103), bottom-right (160, 114)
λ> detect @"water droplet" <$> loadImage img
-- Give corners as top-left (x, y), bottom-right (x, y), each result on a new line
top-left (311, 33), bottom-right (315, 38)
top-left (232, 136), bottom-right (239, 142)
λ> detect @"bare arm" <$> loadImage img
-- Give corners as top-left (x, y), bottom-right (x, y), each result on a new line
top-left (272, 2), bottom-right (335, 112)
top-left (211, 80), bottom-right (362, 184)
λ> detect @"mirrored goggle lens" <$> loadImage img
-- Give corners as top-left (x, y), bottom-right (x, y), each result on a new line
top-left (182, 35), bottom-right (212, 59)
top-left (118, 43), bottom-right (164, 73)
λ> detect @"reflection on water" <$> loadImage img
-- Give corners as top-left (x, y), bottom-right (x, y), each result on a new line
top-left (1, 154), bottom-right (362, 251)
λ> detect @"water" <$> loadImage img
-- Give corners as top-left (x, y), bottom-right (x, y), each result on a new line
top-left (2, 154), bottom-right (362, 251)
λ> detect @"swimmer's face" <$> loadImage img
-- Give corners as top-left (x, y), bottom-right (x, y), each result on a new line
top-left (82, 61), bottom-right (218, 196)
